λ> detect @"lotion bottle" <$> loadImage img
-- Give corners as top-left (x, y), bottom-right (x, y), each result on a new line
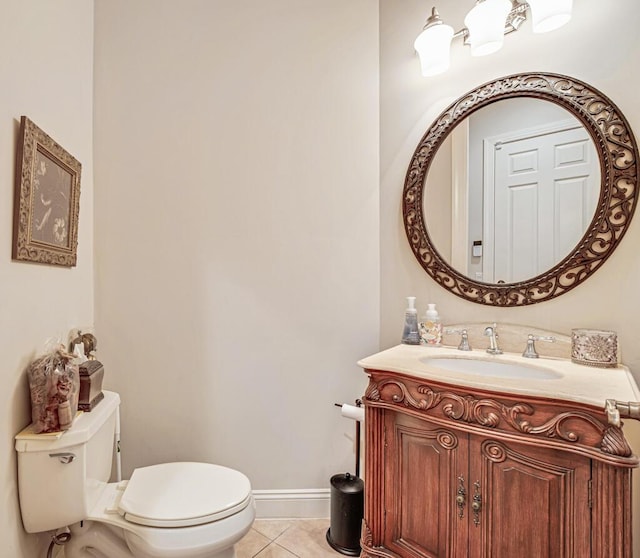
top-left (401, 297), bottom-right (421, 345)
top-left (421, 303), bottom-right (442, 345)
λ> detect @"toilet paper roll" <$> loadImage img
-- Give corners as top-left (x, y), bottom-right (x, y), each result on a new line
top-left (341, 403), bottom-right (364, 422)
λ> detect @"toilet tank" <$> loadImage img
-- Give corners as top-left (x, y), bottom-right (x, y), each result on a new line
top-left (15, 390), bottom-right (120, 533)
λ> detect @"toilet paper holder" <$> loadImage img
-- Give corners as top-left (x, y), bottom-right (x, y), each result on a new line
top-left (334, 400), bottom-right (363, 477)
top-left (328, 400), bottom-right (365, 556)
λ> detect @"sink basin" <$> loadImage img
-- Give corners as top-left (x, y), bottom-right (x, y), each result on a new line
top-left (419, 357), bottom-right (562, 380)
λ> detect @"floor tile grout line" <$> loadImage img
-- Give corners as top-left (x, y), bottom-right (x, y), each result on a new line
top-left (251, 537), bottom-right (271, 558)
top-left (274, 541), bottom-right (301, 557)
top-left (253, 540), bottom-right (301, 558)
top-left (240, 518), bottom-right (340, 558)
top-left (254, 522), bottom-right (293, 543)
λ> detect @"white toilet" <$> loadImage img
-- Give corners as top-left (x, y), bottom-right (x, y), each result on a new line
top-left (15, 391), bottom-right (255, 558)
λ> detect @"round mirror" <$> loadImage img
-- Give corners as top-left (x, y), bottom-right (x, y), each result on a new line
top-left (404, 73), bottom-right (638, 306)
top-left (425, 97), bottom-right (601, 284)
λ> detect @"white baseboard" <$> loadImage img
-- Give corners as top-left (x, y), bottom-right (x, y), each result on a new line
top-left (252, 489), bottom-right (330, 519)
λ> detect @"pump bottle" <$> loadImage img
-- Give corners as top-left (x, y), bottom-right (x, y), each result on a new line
top-left (420, 303), bottom-right (442, 345)
top-left (401, 297), bottom-right (421, 345)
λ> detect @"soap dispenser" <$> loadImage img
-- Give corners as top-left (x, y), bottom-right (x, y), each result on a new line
top-left (420, 303), bottom-right (442, 345)
top-left (401, 297), bottom-right (421, 345)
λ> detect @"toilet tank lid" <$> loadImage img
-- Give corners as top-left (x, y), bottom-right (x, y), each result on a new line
top-left (119, 462), bottom-right (252, 528)
top-left (15, 391), bottom-right (120, 453)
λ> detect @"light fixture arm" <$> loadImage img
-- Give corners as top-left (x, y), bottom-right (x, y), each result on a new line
top-left (454, 1), bottom-right (529, 46)
top-left (420, 7), bottom-right (469, 39)
top-left (505, 0), bottom-right (529, 33)
top-left (454, 28), bottom-right (469, 41)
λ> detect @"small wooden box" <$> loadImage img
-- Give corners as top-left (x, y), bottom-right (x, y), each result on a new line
top-left (78, 360), bottom-right (105, 411)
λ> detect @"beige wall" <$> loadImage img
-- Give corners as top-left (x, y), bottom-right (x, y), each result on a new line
top-left (0, 1), bottom-right (95, 555)
top-left (93, 0), bottom-right (379, 499)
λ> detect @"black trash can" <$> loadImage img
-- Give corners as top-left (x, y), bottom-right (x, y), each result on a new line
top-left (326, 472), bottom-right (364, 556)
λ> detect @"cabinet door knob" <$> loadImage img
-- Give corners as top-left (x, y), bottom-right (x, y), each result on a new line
top-left (472, 481), bottom-right (482, 526)
top-left (456, 476), bottom-right (466, 519)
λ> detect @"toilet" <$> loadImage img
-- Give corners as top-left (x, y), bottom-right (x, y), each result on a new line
top-left (15, 391), bottom-right (255, 558)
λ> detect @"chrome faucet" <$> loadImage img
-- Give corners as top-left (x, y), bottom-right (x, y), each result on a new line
top-left (522, 334), bottom-right (555, 358)
top-left (483, 323), bottom-right (502, 355)
top-left (445, 328), bottom-right (472, 351)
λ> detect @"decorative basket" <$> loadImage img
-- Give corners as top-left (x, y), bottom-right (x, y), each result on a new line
top-left (571, 329), bottom-right (618, 368)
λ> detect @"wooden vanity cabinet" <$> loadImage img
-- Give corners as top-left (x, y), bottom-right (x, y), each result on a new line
top-left (361, 369), bottom-right (638, 558)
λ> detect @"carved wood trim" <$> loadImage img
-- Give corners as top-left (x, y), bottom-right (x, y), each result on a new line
top-left (361, 520), bottom-right (372, 548)
top-left (601, 426), bottom-right (633, 457)
top-left (363, 407), bottom-right (385, 548)
top-left (360, 520), bottom-right (398, 558)
top-left (359, 546), bottom-right (398, 558)
top-left (365, 372), bottom-right (638, 464)
top-left (591, 461), bottom-right (633, 558)
top-left (403, 73), bottom-right (638, 306)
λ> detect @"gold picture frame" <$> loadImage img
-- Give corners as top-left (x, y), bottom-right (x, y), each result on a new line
top-left (12, 116), bottom-right (81, 267)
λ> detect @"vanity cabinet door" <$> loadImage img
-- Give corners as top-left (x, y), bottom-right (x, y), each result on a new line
top-left (378, 411), bottom-right (592, 558)
top-left (383, 412), bottom-right (468, 558)
top-left (466, 435), bottom-right (592, 558)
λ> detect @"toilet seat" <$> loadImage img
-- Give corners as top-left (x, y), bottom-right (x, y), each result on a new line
top-left (118, 462), bottom-right (252, 528)
top-left (84, 468), bottom-right (256, 558)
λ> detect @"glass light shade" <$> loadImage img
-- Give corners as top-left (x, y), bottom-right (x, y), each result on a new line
top-left (464, 0), bottom-right (512, 57)
top-left (414, 23), bottom-right (455, 77)
top-left (527, 0), bottom-right (572, 33)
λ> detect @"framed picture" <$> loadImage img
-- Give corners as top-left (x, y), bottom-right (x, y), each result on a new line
top-left (12, 116), bottom-right (82, 267)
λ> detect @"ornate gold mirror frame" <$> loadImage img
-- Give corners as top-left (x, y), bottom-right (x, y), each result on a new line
top-left (403, 73), bottom-right (638, 306)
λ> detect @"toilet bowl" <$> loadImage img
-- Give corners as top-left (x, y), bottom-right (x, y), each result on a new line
top-left (15, 391), bottom-right (254, 557)
top-left (65, 463), bottom-right (255, 558)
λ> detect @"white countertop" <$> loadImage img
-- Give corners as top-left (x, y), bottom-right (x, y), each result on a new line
top-left (358, 344), bottom-right (640, 409)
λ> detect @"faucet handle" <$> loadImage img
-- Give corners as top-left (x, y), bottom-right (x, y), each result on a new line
top-left (445, 328), bottom-right (472, 351)
top-left (522, 334), bottom-right (556, 358)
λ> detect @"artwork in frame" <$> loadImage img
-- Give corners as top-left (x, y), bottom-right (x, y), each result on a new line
top-left (12, 116), bottom-right (82, 267)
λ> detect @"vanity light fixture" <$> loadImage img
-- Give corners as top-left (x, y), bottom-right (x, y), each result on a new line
top-left (414, 0), bottom-right (573, 76)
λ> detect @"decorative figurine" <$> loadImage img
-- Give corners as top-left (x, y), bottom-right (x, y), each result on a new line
top-left (70, 330), bottom-right (98, 361)
top-left (69, 329), bottom-right (104, 411)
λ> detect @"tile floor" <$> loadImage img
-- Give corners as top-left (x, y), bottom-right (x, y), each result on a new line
top-left (236, 518), bottom-right (347, 558)
top-left (55, 518), bottom-right (348, 558)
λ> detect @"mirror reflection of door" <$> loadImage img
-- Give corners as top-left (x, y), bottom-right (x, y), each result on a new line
top-left (484, 122), bottom-right (599, 283)
top-left (424, 98), bottom-right (601, 285)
